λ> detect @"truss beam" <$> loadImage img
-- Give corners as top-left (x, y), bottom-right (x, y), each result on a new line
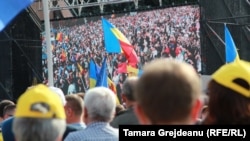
top-left (38, 0), bottom-right (137, 11)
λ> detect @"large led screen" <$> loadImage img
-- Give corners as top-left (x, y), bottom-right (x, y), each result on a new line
top-left (41, 5), bottom-right (201, 96)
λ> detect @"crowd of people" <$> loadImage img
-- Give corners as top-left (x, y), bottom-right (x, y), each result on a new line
top-left (1, 1), bottom-right (250, 141)
top-left (0, 56), bottom-right (249, 141)
top-left (41, 5), bottom-right (201, 96)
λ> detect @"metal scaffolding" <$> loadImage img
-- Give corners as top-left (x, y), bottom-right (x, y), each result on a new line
top-left (38, 0), bottom-right (140, 16)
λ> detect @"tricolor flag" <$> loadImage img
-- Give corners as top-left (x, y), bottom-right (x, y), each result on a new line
top-left (96, 57), bottom-right (108, 87)
top-left (127, 65), bottom-right (143, 77)
top-left (117, 62), bottom-right (143, 77)
top-left (108, 77), bottom-right (120, 105)
top-left (0, 0), bottom-right (34, 31)
top-left (89, 59), bottom-right (98, 88)
top-left (225, 24), bottom-right (239, 63)
top-left (95, 57), bottom-right (121, 105)
top-left (77, 63), bottom-right (84, 76)
top-left (56, 32), bottom-right (63, 42)
top-left (102, 18), bottom-right (138, 67)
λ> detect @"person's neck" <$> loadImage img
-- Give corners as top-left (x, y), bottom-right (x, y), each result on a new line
top-left (67, 117), bottom-right (83, 124)
top-left (85, 118), bottom-right (109, 125)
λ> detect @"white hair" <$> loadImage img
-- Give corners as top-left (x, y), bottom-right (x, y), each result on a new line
top-left (49, 86), bottom-right (66, 106)
top-left (84, 87), bottom-right (116, 122)
top-left (13, 118), bottom-right (66, 141)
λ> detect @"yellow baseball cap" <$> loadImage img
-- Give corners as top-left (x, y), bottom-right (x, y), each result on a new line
top-left (212, 59), bottom-right (250, 98)
top-left (15, 84), bottom-right (66, 119)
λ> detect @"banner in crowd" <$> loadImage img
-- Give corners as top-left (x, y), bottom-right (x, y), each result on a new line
top-left (102, 18), bottom-right (138, 67)
top-left (89, 59), bottom-right (98, 88)
top-left (91, 57), bottom-right (120, 104)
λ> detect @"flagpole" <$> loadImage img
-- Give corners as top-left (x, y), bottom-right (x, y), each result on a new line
top-left (42, 0), bottom-right (53, 86)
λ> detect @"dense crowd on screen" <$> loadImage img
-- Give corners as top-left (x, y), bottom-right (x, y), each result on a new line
top-left (41, 5), bottom-right (201, 96)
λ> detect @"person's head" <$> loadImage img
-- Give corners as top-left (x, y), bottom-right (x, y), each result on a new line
top-left (203, 59), bottom-right (250, 124)
top-left (121, 76), bottom-right (138, 108)
top-left (64, 94), bottom-right (84, 124)
top-left (48, 86), bottom-right (66, 106)
top-left (3, 104), bottom-right (16, 120)
top-left (0, 99), bottom-right (15, 121)
top-left (115, 104), bottom-right (125, 116)
top-left (134, 58), bottom-right (202, 125)
top-left (75, 92), bottom-right (85, 100)
top-left (84, 87), bottom-right (116, 124)
top-left (13, 84), bottom-right (66, 141)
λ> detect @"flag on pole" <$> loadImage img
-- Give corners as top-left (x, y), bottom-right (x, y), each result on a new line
top-left (89, 59), bottom-right (98, 88)
top-left (117, 63), bottom-right (143, 77)
top-left (101, 18), bottom-right (138, 66)
top-left (225, 24), bottom-right (239, 63)
top-left (77, 62), bottom-right (84, 76)
top-left (102, 18), bottom-right (121, 53)
top-left (96, 57), bottom-right (108, 87)
top-left (108, 77), bottom-right (120, 105)
top-left (117, 62), bottom-right (127, 73)
top-left (0, 0), bottom-right (34, 31)
top-left (56, 32), bottom-right (63, 42)
top-left (92, 57), bottom-right (121, 105)
top-left (127, 65), bottom-right (143, 77)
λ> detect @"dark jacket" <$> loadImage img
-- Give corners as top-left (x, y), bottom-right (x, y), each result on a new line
top-left (110, 106), bottom-right (139, 128)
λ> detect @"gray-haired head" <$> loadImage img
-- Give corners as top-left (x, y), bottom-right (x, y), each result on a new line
top-left (49, 86), bottom-right (66, 106)
top-left (84, 87), bottom-right (116, 122)
top-left (122, 76), bottom-right (139, 101)
top-left (13, 118), bottom-right (66, 141)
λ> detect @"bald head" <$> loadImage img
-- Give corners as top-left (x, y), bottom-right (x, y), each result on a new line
top-left (135, 58), bottom-right (201, 124)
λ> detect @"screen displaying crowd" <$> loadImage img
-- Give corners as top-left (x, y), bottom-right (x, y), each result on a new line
top-left (41, 5), bottom-right (201, 95)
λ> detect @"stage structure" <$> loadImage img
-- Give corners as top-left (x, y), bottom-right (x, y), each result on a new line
top-left (33, 0), bottom-right (198, 19)
top-left (0, 8), bottom-right (43, 102)
top-left (200, 0), bottom-right (250, 74)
